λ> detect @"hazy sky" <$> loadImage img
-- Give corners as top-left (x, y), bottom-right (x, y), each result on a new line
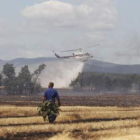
top-left (0, 0), bottom-right (140, 64)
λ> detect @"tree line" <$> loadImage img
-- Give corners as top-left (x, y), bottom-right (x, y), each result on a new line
top-left (0, 63), bottom-right (46, 95)
top-left (70, 72), bottom-right (140, 92)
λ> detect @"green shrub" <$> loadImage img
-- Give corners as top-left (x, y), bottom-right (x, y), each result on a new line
top-left (38, 100), bottom-right (60, 121)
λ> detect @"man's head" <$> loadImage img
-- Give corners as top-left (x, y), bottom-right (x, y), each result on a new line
top-left (48, 82), bottom-right (54, 88)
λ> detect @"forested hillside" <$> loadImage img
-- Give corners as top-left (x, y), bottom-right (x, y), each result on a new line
top-left (70, 72), bottom-right (140, 92)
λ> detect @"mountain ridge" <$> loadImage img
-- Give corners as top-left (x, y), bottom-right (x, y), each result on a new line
top-left (0, 57), bottom-right (140, 74)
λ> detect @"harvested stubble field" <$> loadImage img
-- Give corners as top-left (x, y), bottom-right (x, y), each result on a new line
top-left (0, 94), bottom-right (140, 140)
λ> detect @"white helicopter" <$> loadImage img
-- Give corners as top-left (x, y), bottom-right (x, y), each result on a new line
top-left (53, 44), bottom-right (100, 62)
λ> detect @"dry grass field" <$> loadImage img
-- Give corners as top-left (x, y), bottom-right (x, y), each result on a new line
top-left (0, 105), bottom-right (140, 140)
top-left (0, 94), bottom-right (140, 140)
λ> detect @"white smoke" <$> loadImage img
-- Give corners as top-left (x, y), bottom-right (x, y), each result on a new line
top-left (16, 59), bottom-right (84, 88)
top-left (40, 60), bottom-right (84, 88)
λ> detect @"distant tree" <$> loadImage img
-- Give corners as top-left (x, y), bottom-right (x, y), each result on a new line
top-left (17, 64), bottom-right (46, 95)
top-left (70, 72), bottom-right (140, 93)
top-left (30, 64), bottom-right (46, 94)
top-left (32, 64), bottom-right (46, 84)
top-left (3, 63), bottom-right (16, 94)
top-left (17, 65), bottom-right (32, 94)
top-left (70, 73), bottom-right (83, 88)
top-left (0, 73), bottom-right (3, 86)
top-left (2, 63), bottom-right (46, 95)
top-left (105, 76), bottom-right (112, 91)
top-left (3, 63), bottom-right (15, 79)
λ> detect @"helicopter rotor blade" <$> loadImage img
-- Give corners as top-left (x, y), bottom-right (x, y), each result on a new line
top-left (60, 44), bottom-right (100, 52)
top-left (61, 48), bottom-right (82, 52)
top-left (87, 44), bottom-right (101, 49)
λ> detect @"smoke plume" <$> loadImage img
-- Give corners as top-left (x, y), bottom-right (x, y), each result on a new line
top-left (40, 60), bottom-right (84, 88)
top-left (16, 59), bottom-right (84, 88)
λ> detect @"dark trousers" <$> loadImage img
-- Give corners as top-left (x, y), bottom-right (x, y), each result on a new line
top-left (48, 115), bottom-right (57, 123)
